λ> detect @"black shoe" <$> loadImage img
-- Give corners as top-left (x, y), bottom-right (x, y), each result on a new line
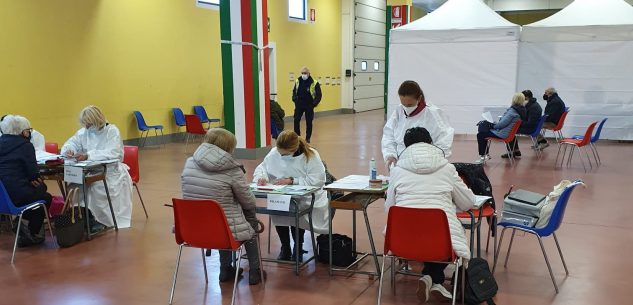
top-left (501, 151), bottom-right (521, 158)
top-left (219, 266), bottom-right (244, 282)
top-left (277, 245), bottom-right (292, 261)
top-left (249, 269), bottom-right (266, 285)
top-left (16, 224), bottom-right (38, 248)
top-left (205, 249), bottom-right (212, 256)
top-left (291, 244), bottom-right (306, 263)
top-left (90, 222), bottom-right (107, 234)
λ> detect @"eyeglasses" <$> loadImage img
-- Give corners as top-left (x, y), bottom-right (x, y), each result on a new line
top-left (23, 128), bottom-right (33, 133)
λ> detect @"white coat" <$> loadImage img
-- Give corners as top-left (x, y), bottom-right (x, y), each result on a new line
top-left (61, 124), bottom-right (133, 228)
top-left (253, 147), bottom-right (329, 234)
top-left (382, 104), bottom-right (454, 162)
top-left (31, 129), bottom-right (45, 152)
top-left (385, 143), bottom-right (475, 259)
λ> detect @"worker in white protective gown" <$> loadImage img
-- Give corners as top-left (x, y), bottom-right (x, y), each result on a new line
top-left (253, 130), bottom-right (328, 262)
top-left (61, 106), bottom-right (133, 229)
top-left (382, 80), bottom-right (454, 169)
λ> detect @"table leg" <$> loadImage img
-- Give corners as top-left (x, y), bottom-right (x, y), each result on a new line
top-left (295, 204), bottom-right (300, 276)
top-left (329, 206), bottom-right (334, 276)
top-left (83, 178), bottom-right (91, 240)
top-left (352, 209), bottom-right (357, 254)
top-left (102, 175), bottom-right (118, 230)
top-left (363, 199), bottom-right (380, 276)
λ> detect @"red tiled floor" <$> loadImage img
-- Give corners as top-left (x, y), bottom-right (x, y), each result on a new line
top-left (1, 110), bottom-right (632, 304)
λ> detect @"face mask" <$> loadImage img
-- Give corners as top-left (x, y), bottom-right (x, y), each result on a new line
top-left (280, 155), bottom-right (293, 161)
top-left (301, 73), bottom-right (308, 80)
top-left (23, 132), bottom-right (32, 141)
top-left (543, 94), bottom-right (549, 101)
top-left (402, 104), bottom-right (418, 115)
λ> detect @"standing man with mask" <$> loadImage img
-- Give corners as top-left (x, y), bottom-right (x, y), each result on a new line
top-left (292, 67), bottom-right (322, 143)
top-left (382, 80), bottom-right (454, 170)
top-left (536, 87), bottom-right (566, 150)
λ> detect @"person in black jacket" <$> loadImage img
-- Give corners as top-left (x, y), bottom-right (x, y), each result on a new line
top-left (270, 99), bottom-right (285, 139)
top-left (536, 87), bottom-right (566, 150)
top-left (0, 115), bottom-right (52, 247)
top-left (503, 90), bottom-right (543, 158)
top-left (292, 67), bottom-right (322, 143)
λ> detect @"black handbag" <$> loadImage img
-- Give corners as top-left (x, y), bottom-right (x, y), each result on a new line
top-left (463, 258), bottom-right (498, 305)
top-left (54, 188), bottom-right (85, 248)
top-left (316, 234), bottom-right (356, 267)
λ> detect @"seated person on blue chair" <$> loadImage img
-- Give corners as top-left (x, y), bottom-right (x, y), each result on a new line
top-left (0, 115), bottom-right (52, 247)
top-left (385, 127), bottom-right (475, 303)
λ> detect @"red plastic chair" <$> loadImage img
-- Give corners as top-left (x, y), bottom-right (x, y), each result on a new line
top-left (184, 114), bottom-right (207, 153)
top-left (377, 207), bottom-right (462, 305)
top-left (456, 203), bottom-right (497, 260)
top-left (45, 142), bottom-right (59, 154)
top-left (544, 109), bottom-right (570, 142)
top-left (485, 119), bottom-right (522, 166)
top-left (169, 198), bottom-right (263, 305)
top-left (122, 145), bottom-right (148, 218)
top-left (555, 121), bottom-right (597, 173)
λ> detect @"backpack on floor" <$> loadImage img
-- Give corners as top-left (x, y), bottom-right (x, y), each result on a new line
top-left (316, 234), bottom-right (356, 267)
top-left (463, 258), bottom-right (498, 305)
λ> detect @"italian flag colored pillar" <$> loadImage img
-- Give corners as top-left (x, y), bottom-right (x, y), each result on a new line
top-left (220, 0), bottom-right (270, 149)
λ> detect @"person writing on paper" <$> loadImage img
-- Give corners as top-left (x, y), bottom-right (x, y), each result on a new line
top-left (1, 114), bottom-right (46, 152)
top-left (0, 115), bottom-right (52, 247)
top-left (384, 127), bottom-right (475, 303)
top-left (181, 128), bottom-right (263, 285)
top-left (60, 105), bottom-right (133, 231)
top-left (382, 80), bottom-right (454, 171)
top-left (475, 93), bottom-right (526, 164)
top-left (253, 130), bottom-right (328, 262)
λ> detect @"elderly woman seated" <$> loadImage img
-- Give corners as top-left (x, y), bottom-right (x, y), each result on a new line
top-left (0, 115), bottom-right (52, 247)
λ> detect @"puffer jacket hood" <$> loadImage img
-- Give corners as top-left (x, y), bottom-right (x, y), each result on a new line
top-left (192, 143), bottom-right (241, 172)
top-left (397, 143), bottom-right (448, 175)
top-left (0, 134), bottom-right (29, 156)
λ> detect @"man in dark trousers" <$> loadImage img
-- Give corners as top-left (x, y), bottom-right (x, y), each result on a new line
top-left (536, 87), bottom-right (566, 150)
top-left (292, 67), bottom-right (321, 143)
top-left (503, 90), bottom-right (543, 158)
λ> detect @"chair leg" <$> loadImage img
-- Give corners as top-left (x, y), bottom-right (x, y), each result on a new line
top-left (504, 229), bottom-right (517, 268)
top-left (11, 213), bottom-right (26, 264)
top-left (576, 146), bottom-right (587, 173)
top-left (42, 204), bottom-right (55, 241)
top-left (492, 227), bottom-right (508, 274)
top-left (257, 234), bottom-right (265, 284)
top-left (391, 256), bottom-right (396, 293)
top-left (267, 217), bottom-right (271, 254)
top-left (451, 258), bottom-right (460, 305)
top-left (589, 143), bottom-right (600, 166)
top-left (230, 247), bottom-right (243, 305)
top-left (377, 254), bottom-right (387, 305)
top-left (169, 244), bottom-right (184, 305)
top-left (505, 142), bottom-right (514, 166)
top-left (537, 235), bottom-right (559, 293)
top-left (567, 145), bottom-right (574, 167)
top-left (553, 233), bottom-right (569, 275)
top-left (583, 146), bottom-right (593, 169)
top-left (134, 184), bottom-right (149, 218)
top-left (592, 143), bottom-right (601, 165)
top-left (201, 248), bottom-right (209, 283)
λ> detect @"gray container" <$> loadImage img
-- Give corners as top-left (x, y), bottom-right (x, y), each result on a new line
top-left (503, 191), bottom-right (547, 217)
top-left (500, 210), bottom-right (538, 227)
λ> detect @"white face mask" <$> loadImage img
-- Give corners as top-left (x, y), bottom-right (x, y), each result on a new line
top-left (280, 155), bottom-right (293, 161)
top-left (402, 104), bottom-right (418, 115)
top-left (301, 73), bottom-right (308, 80)
top-left (86, 126), bottom-right (97, 133)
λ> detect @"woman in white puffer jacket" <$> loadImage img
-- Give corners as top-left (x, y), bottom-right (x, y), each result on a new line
top-left (385, 127), bottom-right (475, 303)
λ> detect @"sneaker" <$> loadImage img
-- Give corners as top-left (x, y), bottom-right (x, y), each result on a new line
top-left (416, 275), bottom-right (432, 302)
top-left (430, 283), bottom-right (453, 302)
top-left (90, 222), bottom-right (107, 234)
top-left (291, 244), bottom-right (307, 263)
top-left (501, 151), bottom-right (521, 158)
top-left (474, 155), bottom-right (491, 164)
top-left (537, 142), bottom-right (550, 150)
top-left (249, 268), bottom-right (266, 285)
top-left (218, 266), bottom-right (244, 282)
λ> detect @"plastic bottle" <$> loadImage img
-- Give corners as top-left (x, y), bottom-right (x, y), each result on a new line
top-left (369, 158), bottom-right (377, 180)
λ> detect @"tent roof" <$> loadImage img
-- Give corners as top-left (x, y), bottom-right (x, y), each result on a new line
top-left (526, 0), bottom-right (633, 28)
top-left (394, 0), bottom-right (518, 31)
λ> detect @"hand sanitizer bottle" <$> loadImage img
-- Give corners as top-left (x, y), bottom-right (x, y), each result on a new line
top-left (369, 158), bottom-right (377, 180)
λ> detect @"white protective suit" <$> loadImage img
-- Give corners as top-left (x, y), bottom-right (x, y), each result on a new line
top-left (253, 147), bottom-right (329, 234)
top-left (382, 104), bottom-right (455, 162)
top-left (61, 124), bottom-right (133, 228)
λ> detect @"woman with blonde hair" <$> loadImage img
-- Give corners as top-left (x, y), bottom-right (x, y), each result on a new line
top-left (253, 130), bottom-right (328, 262)
top-left (475, 93), bottom-right (527, 163)
top-left (61, 105), bottom-right (133, 231)
top-left (180, 128), bottom-right (264, 285)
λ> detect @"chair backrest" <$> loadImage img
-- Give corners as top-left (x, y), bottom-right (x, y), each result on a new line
top-left (384, 207), bottom-right (455, 262)
top-left (193, 106), bottom-right (210, 123)
top-left (45, 142), bottom-right (59, 154)
top-left (577, 121), bottom-right (597, 146)
top-left (122, 145), bottom-right (140, 183)
top-left (539, 180), bottom-right (584, 235)
top-left (184, 115), bottom-right (206, 135)
top-left (529, 115), bottom-right (548, 138)
top-left (502, 119), bottom-right (522, 142)
top-left (133, 111), bottom-right (149, 130)
top-left (172, 108), bottom-right (186, 127)
top-left (0, 181), bottom-right (19, 215)
top-left (172, 198), bottom-right (241, 250)
top-left (553, 110), bottom-right (569, 131)
top-left (591, 118), bottom-right (608, 143)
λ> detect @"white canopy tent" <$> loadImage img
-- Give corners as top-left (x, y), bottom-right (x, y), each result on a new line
top-left (519, 0), bottom-right (633, 140)
top-left (388, 0), bottom-right (520, 135)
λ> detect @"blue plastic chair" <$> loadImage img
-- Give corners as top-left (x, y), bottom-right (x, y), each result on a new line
top-left (492, 180), bottom-right (584, 293)
top-left (0, 181), bottom-right (55, 264)
top-left (571, 118), bottom-right (608, 166)
top-left (517, 114), bottom-right (548, 159)
top-left (193, 106), bottom-right (221, 129)
top-left (172, 108), bottom-right (186, 127)
top-left (133, 111), bottom-right (164, 147)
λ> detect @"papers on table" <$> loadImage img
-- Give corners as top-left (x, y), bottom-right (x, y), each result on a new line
top-left (474, 195), bottom-right (492, 208)
top-left (481, 111), bottom-right (494, 123)
top-left (250, 183), bottom-right (286, 191)
top-left (36, 151), bottom-right (61, 163)
top-left (65, 159), bottom-right (120, 167)
top-left (324, 175), bottom-right (369, 190)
